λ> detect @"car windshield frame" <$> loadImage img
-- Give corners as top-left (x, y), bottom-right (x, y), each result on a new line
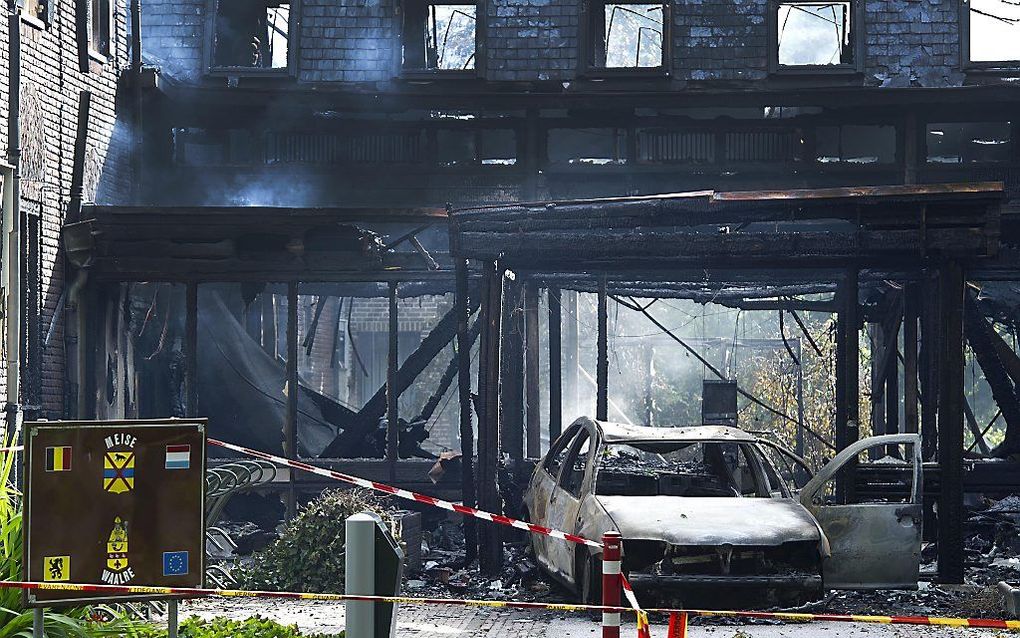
top-left (592, 438), bottom-right (777, 498)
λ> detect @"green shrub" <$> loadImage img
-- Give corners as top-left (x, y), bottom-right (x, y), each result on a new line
top-left (239, 489), bottom-right (395, 593)
top-left (134, 616), bottom-right (343, 638)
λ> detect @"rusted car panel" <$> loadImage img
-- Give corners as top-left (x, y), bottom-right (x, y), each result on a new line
top-left (597, 496), bottom-right (822, 547)
top-left (800, 433), bottom-right (922, 590)
top-left (523, 418), bottom-right (924, 600)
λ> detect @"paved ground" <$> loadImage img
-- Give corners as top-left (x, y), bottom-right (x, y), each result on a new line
top-left (181, 599), bottom-right (1003, 637)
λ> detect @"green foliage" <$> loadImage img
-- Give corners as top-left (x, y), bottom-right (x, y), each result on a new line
top-left (0, 426), bottom-right (141, 638)
top-left (133, 615), bottom-right (343, 638)
top-left (238, 489), bottom-right (395, 593)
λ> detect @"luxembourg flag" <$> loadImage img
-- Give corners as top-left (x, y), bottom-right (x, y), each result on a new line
top-left (165, 444), bottom-right (191, 470)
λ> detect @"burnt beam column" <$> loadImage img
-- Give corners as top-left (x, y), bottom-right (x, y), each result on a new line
top-left (387, 281), bottom-right (399, 473)
top-left (921, 270), bottom-right (941, 461)
top-left (185, 282), bottom-right (198, 419)
top-left (548, 286), bottom-right (563, 445)
top-left (524, 281), bottom-right (541, 458)
top-left (477, 261), bottom-right (504, 575)
top-left (937, 261), bottom-right (965, 584)
top-left (903, 283), bottom-right (920, 435)
top-left (835, 268), bottom-right (860, 503)
top-left (500, 273), bottom-right (525, 459)
top-left (563, 290), bottom-right (579, 423)
top-left (596, 275), bottom-right (608, 422)
top-left (285, 281), bottom-right (299, 519)
top-left (455, 260), bottom-right (477, 563)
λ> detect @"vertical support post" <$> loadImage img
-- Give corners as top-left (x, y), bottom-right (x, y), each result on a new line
top-left (525, 281), bottom-right (541, 458)
top-left (548, 286), bottom-right (563, 445)
top-left (596, 275), bottom-right (608, 422)
top-left (795, 340), bottom-right (805, 458)
top-left (869, 320), bottom-right (886, 451)
top-left (835, 268), bottom-right (859, 503)
top-left (455, 260), bottom-right (478, 563)
top-left (602, 531), bottom-right (622, 638)
top-left (167, 600), bottom-right (179, 638)
top-left (904, 283), bottom-right (919, 435)
top-left (643, 345), bottom-right (654, 426)
top-left (285, 281), bottom-right (298, 519)
top-left (937, 261), bottom-right (965, 584)
top-left (261, 292), bottom-right (277, 357)
top-left (477, 262), bottom-right (503, 575)
top-left (345, 513), bottom-right (377, 638)
top-left (32, 607), bottom-right (43, 637)
top-left (184, 282), bottom-right (198, 418)
top-left (563, 290), bottom-right (579, 420)
top-left (921, 270), bottom-right (940, 461)
top-left (500, 274), bottom-right (524, 459)
top-left (387, 282), bottom-right (399, 472)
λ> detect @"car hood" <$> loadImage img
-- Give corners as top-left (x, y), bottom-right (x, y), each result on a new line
top-left (597, 495), bottom-right (822, 547)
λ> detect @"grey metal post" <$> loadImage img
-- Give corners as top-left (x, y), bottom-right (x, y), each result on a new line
top-left (32, 607), bottom-right (43, 637)
top-left (168, 599), bottom-right (179, 638)
top-left (346, 513), bottom-right (377, 638)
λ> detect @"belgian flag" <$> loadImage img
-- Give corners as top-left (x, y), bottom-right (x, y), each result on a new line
top-left (45, 446), bottom-right (72, 472)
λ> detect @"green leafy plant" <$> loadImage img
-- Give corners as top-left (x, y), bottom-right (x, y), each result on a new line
top-left (0, 425), bottom-right (141, 638)
top-left (238, 489), bottom-right (395, 593)
top-left (133, 615), bottom-right (344, 638)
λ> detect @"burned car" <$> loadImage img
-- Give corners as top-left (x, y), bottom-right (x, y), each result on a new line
top-left (523, 417), bottom-right (922, 604)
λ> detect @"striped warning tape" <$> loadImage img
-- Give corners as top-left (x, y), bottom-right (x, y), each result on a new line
top-left (208, 438), bottom-right (603, 549)
top-left (3, 581), bottom-right (1018, 630)
top-left (620, 575), bottom-right (650, 638)
top-left (0, 580), bottom-right (632, 613)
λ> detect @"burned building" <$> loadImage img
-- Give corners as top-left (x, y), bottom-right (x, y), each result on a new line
top-left (25, 0), bottom-right (1020, 587)
top-left (0, 0), bottom-right (131, 423)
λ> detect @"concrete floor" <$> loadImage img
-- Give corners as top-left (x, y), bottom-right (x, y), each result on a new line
top-left (181, 598), bottom-right (1003, 637)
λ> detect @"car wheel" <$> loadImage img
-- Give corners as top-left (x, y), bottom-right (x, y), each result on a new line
top-left (578, 552), bottom-right (602, 604)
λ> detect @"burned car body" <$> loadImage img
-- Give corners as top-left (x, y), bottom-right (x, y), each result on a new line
top-left (523, 417), bottom-right (922, 603)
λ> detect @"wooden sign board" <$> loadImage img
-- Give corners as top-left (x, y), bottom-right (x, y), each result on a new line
top-left (24, 419), bottom-right (206, 606)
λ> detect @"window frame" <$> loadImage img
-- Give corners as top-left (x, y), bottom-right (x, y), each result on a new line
top-left (203, 0), bottom-right (301, 78)
top-left (767, 0), bottom-right (864, 75)
top-left (579, 0), bottom-right (671, 77)
top-left (398, 0), bottom-right (484, 80)
top-left (87, 0), bottom-right (114, 63)
top-left (961, 0), bottom-right (1020, 71)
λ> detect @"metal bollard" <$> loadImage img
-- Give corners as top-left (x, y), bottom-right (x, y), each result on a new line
top-left (32, 607), bottom-right (43, 637)
top-left (602, 530), bottom-right (622, 638)
top-left (346, 513), bottom-right (378, 638)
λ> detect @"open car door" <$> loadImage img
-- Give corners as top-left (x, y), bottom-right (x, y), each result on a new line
top-left (799, 433), bottom-right (922, 589)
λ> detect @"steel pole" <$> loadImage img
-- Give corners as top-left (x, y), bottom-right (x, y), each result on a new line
top-left (346, 513), bottom-right (377, 638)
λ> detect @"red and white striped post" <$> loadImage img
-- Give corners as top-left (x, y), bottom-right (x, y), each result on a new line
top-left (602, 531), bottom-right (622, 638)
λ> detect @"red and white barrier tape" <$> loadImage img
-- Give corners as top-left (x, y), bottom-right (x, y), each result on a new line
top-left (620, 575), bottom-right (650, 638)
top-left (208, 438), bottom-right (602, 549)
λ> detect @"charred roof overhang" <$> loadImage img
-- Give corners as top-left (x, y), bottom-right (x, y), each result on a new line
top-left (67, 204), bottom-right (456, 285)
top-left (448, 182), bottom-right (1006, 289)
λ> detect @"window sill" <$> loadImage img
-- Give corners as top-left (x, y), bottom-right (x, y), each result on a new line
top-left (20, 13), bottom-right (46, 29)
top-left (769, 65), bottom-right (861, 76)
top-left (963, 64), bottom-right (1020, 75)
top-left (88, 49), bottom-right (110, 65)
top-left (400, 69), bottom-right (479, 81)
top-left (581, 67), bottom-right (669, 80)
top-left (207, 66), bottom-right (294, 78)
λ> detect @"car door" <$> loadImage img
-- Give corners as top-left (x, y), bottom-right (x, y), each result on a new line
top-left (799, 433), bottom-right (922, 589)
top-left (756, 439), bottom-right (814, 495)
top-left (546, 427), bottom-right (594, 584)
top-left (526, 424), bottom-right (582, 577)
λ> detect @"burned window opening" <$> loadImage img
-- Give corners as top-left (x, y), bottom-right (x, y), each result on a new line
top-left (637, 129), bottom-right (715, 164)
top-left (775, 1), bottom-right (853, 68)
top-left (402, 0), bottom-right (477, 72)
top-left (595, 442), bottom-right (766, 498)
top-left (815, 125), bottom-right (895, 165)
top-left (548, 128), bottom-right (627, 165)
top-left (436, 129), bottom-right (517, 166)
top-left (211, 0), bottom-right (292, 70)
top-left (602, 3), bottom-right (663, 68)
top-left (926, 122), bottom-right (1013, 164)
top-left (968, 0), bottom-right (1020, 64)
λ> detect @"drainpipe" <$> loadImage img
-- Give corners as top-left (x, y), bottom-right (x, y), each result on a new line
top-left (130, 0), bottom-right (142, 200)
top-left (4, 0), bottom-right (22, 438)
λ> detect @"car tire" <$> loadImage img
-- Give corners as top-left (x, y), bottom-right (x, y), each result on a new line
top-left (578, 552), bottom-right (602, 604)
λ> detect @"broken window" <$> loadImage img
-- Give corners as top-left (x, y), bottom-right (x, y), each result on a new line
top-left (89, 0), bottom-right (112, 58)
top-left (968, 0), bottom-right (1020, 64)
top-left (22, 0), bottom-right (52, 27)
top-left (589, 1), bottom-right (665, 69)
top-left (402, 1), bottom-right (477, 72)
top-left (926, 122), bottom-right (1012, 164)
top-left (435, 129), bottom-right (517, 166)
top-left (548, 128), bottom-right (626, 164)
top-left (815, 125), bottom-right (895, 164)
top-left (775, 1), bottom-right (854, 68)
top-left (211, 0), bottom-right (292, 70)
top-left (595, 442), bottom-right (765, 498)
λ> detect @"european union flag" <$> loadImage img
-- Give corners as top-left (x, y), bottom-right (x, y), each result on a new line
top-left (162, 551), bottom-right (189, 576)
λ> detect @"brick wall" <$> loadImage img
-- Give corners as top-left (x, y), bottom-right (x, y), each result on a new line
top-left (0, 1), bottom-right (130, 415)
top-left (140, 0), bottom-right (978, 89)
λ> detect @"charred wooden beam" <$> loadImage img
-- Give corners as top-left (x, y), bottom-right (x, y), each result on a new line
top-left (387, 282), bottom-right (400, 473)
top-left (185, 282), bottom-right (198, 418)
top-left (563, 290), bottom-right (579, 426)
top-left (478, 261), bottom-right (504, 575)
top-left (921, 271), bottom-right (940, 461)
top-left (548, 286), bottom-right (563, 445)
top-left (501, 275), bottom-right (525, 460)
top-left (964, 399), bottom-right (991, 456)
top-left (455, 259), bottom-right (478, 563)
top-left (835, 268), bottom-right (860, 502)
top-left (937, 261), bottom-right (965, 584)
top-left (903, 283), bottom-right (919, 435)
top-left (597, 276), bottom-right (608, 422)
top-left (285, 281), bottom-right (299, 519)
top-left (525, 282), bottom-right (541, 458)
